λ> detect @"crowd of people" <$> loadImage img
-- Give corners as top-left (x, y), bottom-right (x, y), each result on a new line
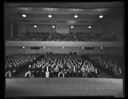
top-left (47, 33), bottom-right (76, 41)
top-left (75, 33), bottom-right (99, 41)
top-left (24, 54), bottom-right (99, 78)
top-left (90, 55), bottom-right (122, 78)
top-left (75, 33), bottom-right (118, 41)
top-left (6, 32), bottom-right (118, 41)
top-left (12, 33), bottom-right (50, 41)
top-left (5, 54), bottom-right (40, 78)
top-left (5, 54), bottom-right (122, 78)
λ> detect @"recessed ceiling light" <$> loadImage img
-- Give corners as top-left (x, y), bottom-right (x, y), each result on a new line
top-left (34, 25), bottom-right (37, 28)
top-left (100, 46), bottom-right (103, 50)
top-left (70, 26), bottom-right (74, 29)
top-left (74, 15), bottom-right (78, 18)
top-left (52, 25), bottom-right (55, 28)
top-left (48, 14), bottom-right (52, 18)
top-left (99, 15), bottom-right (104, 18)
top-left (22, 46), bottom-right (25, 48)
top-left (88, 26), bottom-right (91, 28)
top-left (82, 46), bottom-right (84, 49)
top-left (22, 14), bottom-right (27, 17)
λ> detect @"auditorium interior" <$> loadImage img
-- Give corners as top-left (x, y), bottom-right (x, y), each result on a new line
top-left (4, 2), bottom-right (124, 97)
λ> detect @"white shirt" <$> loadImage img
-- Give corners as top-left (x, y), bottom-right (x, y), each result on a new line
top-left (46, 71), bottom-right (49, 78)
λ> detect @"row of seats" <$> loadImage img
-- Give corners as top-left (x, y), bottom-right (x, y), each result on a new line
top-left (5, 54), bottom-right (99, 78)
top-left (12, 33), bottom-right (49, 41)
top-left (76, 33), bottom-right (118, 41)
top-left (5, 54), bottom-right (40, 77)
top-left (47, 33), bottom-right (76, 41)
top-left (5, 54), bottom-right (122, 78)
top-left (6, 32), bottom-right (118, 41)
top-left (25, 54), bottom-right (99, 78)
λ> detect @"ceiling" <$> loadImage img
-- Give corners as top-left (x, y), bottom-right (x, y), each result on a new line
top-left (4, 2), bottom-right (123, 25)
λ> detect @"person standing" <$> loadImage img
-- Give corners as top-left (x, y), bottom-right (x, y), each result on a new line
top-left (41, 66), bottom-right (45, 78)
top-left (81, 66), bottom-right (87, 78)
top-left (54, 66), bottom-right (59, 77)
top-left (73, 66), bottom-right (77, 77)
top-left (31, 65), bottom-right (35, 78)
top-left (45, 66), bottom-right (49, 78)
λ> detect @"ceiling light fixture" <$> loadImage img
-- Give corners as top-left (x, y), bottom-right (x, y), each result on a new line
top-left (22, 14), bottom-right (27, 18)
top-left (99, 15), bottom-right (104, 18)
top-left (34, 25), bottom-right (37, 28)
top-left (52, 25), bottom-right (55, 28)
top-left (48, 14), bottom-right (52, 18)
top-left (74, 15), bottom-right (78, 18)
top-left (70, 26), bottom-right (74, 29)
top-left (100, 46), bottom-right (103, 50)
top-left (88, 26), bottom-right (91, 28)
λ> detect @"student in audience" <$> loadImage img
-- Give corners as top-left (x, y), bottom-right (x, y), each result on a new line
top-left (45, 71), bottom-right (50, 78)
top-left (94, 68), bottom-right (99, 78)
top-left (5, 65), bottom-right (13, 78)
top-left (24, 70), bottom-right (32, 78)
top-left (53, 66), bottom-right (59, 77)
top-left (112, 65), bottom-right (120, 78)
top-left (41, 66), bottom-right (45, 78)
top-left (58, 70), bottom-right (65, 78)
top-left (81, 65), bottom-right (86, 77)
top-left (72, 66), bottom-right (77, 77)
top-left (30, 65), bottom-right (35, 78)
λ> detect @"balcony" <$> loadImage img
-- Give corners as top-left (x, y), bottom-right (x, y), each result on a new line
top-left (5, 41), bottom-right (122, 47)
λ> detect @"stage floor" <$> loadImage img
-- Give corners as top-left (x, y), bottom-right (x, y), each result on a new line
top-left (5, 78), bottom-right (123, 97)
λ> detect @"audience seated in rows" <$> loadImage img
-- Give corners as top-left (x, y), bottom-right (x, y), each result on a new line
top-left (5, 54), bottom-right (122, 78)
top-left (90, 55), bottom-right (122, 78)
top-left (47, 33), bottom-right (76, 41)
top-left (6, 32), bottom-right (119, 41)
top-left (5, 54), bottom-right (40, 78)
top-left (24, 54), bottom-right (99, 78)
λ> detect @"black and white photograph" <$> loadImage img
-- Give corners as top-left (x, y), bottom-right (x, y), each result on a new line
top-left (4, 2), bottom-right (124, 97)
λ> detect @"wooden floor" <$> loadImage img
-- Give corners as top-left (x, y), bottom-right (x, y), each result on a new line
top-left (5, 78), bottom-right (123, 97)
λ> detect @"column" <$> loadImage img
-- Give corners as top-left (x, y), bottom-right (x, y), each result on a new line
top-left (10, 21), bottom-right (13, 39)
